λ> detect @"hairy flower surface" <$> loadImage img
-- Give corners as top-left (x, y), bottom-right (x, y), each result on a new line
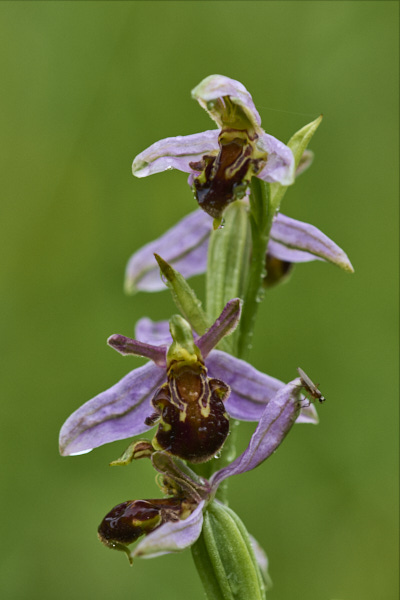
top-left (59, 299), bottom-right (317, 457)
top-left (132, 75), bottom-right (295, 220)
top-left (125, 207), bottom-right (354, 294)
top-left (96, 375), bottom-right (303, 562)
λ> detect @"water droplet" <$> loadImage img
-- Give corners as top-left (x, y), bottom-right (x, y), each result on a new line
top-left (214, 451), bottom-right (222, 459)
top-left (70, 448), bottom-right (93, 456)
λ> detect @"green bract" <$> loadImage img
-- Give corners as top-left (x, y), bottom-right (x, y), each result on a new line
top-left (192, 501), bottom-right (266, 600)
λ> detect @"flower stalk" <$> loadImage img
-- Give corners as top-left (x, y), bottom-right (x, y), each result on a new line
top-left (238, 177), bottom-right (272, 359)
top-left (206, 201), bottom-right (251, 356)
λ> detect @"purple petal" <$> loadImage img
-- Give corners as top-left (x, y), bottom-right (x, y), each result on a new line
top-left (268, 239), bottom-right (322, 263)
top-left (132, 130), bottom-right (219, 178)
top-left (191, 74), bottom-right (262, 129)
top-left (257, 133), bottom-right (295, 186)
top-left (125, 209), bottom-right (211, 293)
top-left (59, 362), bottom-right (166, 456)
top-left (197, 299), bottom-right (242, 358)
top-left (269, 213), bottom-right (354, 272)
top-left (132, 501), bottom-right (205, 558)
top-left (208, 350), bottom-right (314, 424)
top-left (108, 334), bottom-right (167, 367)
top-left (135, 318), bottom-right (172, 346)
top-left (206, 350), bottom-right (284, 421)
top-left (210, 379), bottom-right (301, 490)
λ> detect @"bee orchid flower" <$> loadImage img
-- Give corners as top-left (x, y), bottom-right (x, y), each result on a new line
top-left (132, 74), bottom-right (295, 221)
top-left (59, 299), bottom-right (317, 458)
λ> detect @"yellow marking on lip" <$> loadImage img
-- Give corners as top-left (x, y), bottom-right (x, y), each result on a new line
top-left (151, 436), bottom-right (163, 451)
top-left (179, 406), bottom-right (187, 422)
top-left (199, 391), bottom-right (211, 418)
top-left (200, 404), bottom-right (211, 418)
top-left (159, 417), bottom-right (172, 432)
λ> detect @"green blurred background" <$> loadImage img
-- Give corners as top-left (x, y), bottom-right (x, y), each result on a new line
top-left (1, 2), bottom-right (398, 599)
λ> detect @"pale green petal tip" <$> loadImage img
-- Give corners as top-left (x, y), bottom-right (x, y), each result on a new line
top-left (132, 159), bottom-right (148, 177)
top-left (191, 74), bottom-right (219, 99)
top-left (124, 277), bottom-right (138, 296)
top-left (191, 74), bottom-right (259, 131)
top-left (334, 245), bottom-right (355, 273)
top-left (340, 257), bottom-right (355, 273)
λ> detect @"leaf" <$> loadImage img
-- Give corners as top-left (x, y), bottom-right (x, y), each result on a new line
top-left (270, 115), bottom-right (323, 211)
top-left (154, 253), bottom-right (210, 336)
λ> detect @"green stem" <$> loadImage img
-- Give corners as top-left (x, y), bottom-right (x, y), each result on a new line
top-left (237, 178), bottom-right (274, 360)
top-left (193, 188), bottom-right (272, 598)
top-left (205, 201), bottom-right (251, 356)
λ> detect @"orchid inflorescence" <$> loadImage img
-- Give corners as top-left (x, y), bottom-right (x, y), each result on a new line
top-left (59, 75), bottom-right (353, 599)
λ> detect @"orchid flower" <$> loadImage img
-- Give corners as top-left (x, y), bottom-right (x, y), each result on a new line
top-left (59, 299), bottom-right (317, 458)
top-left (132, 75), bottom-right (295, 221)
top-left (97, 375), bottom-right (302, 571)
top-left (125, 207), bottom-right (354, 294)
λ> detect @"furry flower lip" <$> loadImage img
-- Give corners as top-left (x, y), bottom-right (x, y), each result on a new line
top-left (59, 299), bottom-right (318, 458)
top-left (132, 75), bottom-right (295, 222)
top-left (143, 314), bottom-right (231, 463)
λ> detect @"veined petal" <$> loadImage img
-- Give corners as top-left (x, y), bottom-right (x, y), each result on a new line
top-left (197, 298), bottom-right (242, 358)
top-left (268, 239), bottom-right (322, 263)
top-left (132, 130), bottom-right (219, 178)
top-left (210, 379), bottom-right (301, 489)
top-left (206, 349), bottom-right (313, 424)
top-left (125, 209), bottom-right (211, 294)
top-left (269, 213), bottom-right (354, 272)
top-left (257, 133), bottom-right (295, 186)
top-left (135, 318), bottom-right (172, 346)
top-left (132, 501), bottom-right (205, 558)
top-left (108, 334), bottom-right (167, 367)
top-left (191, 74), bottom-right (262, 129)
top-left (206, 350), bottom-right (284, 421)
top-left (59, 363), bottom-right (165, 456)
